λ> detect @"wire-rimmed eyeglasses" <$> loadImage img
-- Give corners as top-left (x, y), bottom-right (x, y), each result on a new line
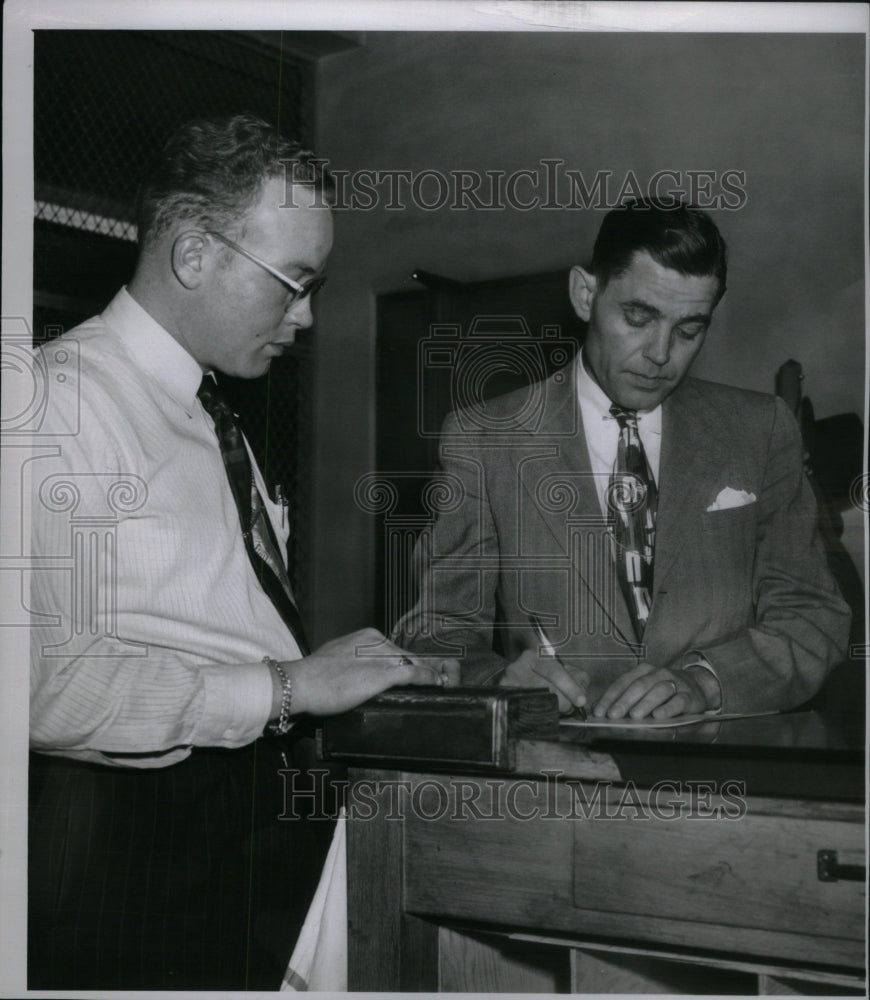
top-left (206, 231), bottom-right (327, 305)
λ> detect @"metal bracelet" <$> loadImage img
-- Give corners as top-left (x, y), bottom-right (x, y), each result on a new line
top-left (263, 655), bottom-right (293, 736)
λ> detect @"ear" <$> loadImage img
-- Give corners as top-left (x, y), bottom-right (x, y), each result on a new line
top-left (171, 231), bottom-right (209, 289)
top-left (569, 265), bottom-right (596, 322)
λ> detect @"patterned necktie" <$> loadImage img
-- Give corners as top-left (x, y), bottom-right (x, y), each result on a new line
top-left (608, 405), bottom-right (657, 638)
top-left (198, 376), bottom-right (310, 655)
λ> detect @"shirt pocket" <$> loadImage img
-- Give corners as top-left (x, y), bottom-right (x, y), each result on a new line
top-left (262, 491), bottom-right (291, 550)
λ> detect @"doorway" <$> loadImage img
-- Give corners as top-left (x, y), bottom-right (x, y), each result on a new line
top-left (374, 268), bottom-right (585, 630)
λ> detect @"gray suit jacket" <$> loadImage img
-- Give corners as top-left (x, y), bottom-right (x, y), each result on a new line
top-left (395, 364), bottom-right (850, 712)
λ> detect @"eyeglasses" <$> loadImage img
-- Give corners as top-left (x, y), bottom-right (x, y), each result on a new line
top-left (206, 231), bottom-right (327, 305)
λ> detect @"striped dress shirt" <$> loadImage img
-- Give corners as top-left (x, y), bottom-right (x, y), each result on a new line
top-left (30, 287), bottom-right (301, 767)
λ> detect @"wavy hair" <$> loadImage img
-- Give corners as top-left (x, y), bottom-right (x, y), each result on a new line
top-left (136, 113), bottom-right (333, 247)
top-left (592, 199), bottom-right (727, 303)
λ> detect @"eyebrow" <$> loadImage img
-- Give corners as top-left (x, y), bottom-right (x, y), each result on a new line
top-left (621, 299), bottom-right (711, 325)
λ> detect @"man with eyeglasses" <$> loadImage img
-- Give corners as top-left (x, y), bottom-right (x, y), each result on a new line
top-left (28, 114), bottom-right (458, 991)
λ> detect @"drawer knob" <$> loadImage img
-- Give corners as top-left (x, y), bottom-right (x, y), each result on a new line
top-left (817, 849), bottom-right (866, 883)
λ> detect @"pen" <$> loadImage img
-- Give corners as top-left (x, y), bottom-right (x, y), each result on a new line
top-left (528, 614), bottom-right (587, 720)
top-left (274, 483), bottom-right (288, 530)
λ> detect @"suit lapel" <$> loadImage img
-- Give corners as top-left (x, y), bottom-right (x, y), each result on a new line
top-left (653, 380), bottom-right (724, 595)
top-left (510, 363), bottom-right (638, 650)
top-left (509, 364), bottom-right (600, 555)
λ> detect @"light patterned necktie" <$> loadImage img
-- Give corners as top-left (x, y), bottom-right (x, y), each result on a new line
top-left (198, 376), bottom-right (310, 655)
top-left (608, 404), bottom-right (657, 638)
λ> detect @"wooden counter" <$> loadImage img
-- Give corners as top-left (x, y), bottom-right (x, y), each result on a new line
top-left (326, 695), bottom-right (866, 994)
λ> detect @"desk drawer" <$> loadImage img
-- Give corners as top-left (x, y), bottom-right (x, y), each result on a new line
top-left (572, 793), bottom-right (865, 944)
top-left (401, 775), bottom-right (864, 967)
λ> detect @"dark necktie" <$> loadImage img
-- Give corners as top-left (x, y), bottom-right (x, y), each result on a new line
top-left (608, 405), bottom-right (657, 638)
top-left (198, 376), bottom-right (310, 655)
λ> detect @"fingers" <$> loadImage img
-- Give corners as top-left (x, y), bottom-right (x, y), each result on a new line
top-left (398, 655), bottom-right (461, 688)
top-left (317, 630), bottom-right (458, 687)
top-left (502, 649), bottom-right (587, 715)
top-left (627, 677), bottom-right (687, 720)
top-left (534, 657), bottom-right (588, 715)
top-left (594, 664), bottom-right (698, 720)
top-left (651, 671), bottom-right (706, 718)
top-left (593, 662), bottom-right (655, 718)
top-left (437, 658), bottom-right (462, 686)
top-left (374, 640), bottom-right (459, 689)
top-left (294, 630), bottom-right (461, 716)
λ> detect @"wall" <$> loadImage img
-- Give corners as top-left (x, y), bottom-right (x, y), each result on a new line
top-left (310, 31), bottom-right (866, 643)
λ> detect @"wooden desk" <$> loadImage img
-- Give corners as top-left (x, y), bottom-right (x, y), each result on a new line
top-left (336, 706), bottom-right (866, 994)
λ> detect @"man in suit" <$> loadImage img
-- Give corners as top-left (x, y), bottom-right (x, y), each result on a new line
top-left (395, 200), bottom-right (849, 719)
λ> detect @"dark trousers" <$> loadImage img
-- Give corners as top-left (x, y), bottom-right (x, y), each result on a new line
top-left (28, 735), bottom-right (334, 990)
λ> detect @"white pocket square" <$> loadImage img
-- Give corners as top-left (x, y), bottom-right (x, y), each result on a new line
top-left (707, 487), bottom-right (756, 512)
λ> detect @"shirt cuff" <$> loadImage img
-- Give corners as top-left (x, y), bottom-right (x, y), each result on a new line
top-left (681, 651), bottom-right (723, 713)
top-left (193, 660), bottom-right (275, 747)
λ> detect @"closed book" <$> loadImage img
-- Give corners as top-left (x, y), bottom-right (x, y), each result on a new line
top-left (319, 686), bottom-right (559, 772)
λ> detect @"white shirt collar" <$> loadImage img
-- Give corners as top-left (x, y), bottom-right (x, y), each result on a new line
top-left (102, 287), bottom-right (204, 414)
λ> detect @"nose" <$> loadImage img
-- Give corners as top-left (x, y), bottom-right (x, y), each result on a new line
top-left (643, 324), bottom-right (671, 367)
top-left (285, 292), bottom-right (315, 330)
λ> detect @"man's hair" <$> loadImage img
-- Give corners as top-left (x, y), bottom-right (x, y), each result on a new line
top-left (591, 199), bottom-right (728, 303)
top-left (135, 113), bottom-right (333, 247)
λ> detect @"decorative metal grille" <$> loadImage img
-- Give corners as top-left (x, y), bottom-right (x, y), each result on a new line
top-left (34, 30), bottom-right (312, 237)
top-left (33, 29), bottom-right (316, 612)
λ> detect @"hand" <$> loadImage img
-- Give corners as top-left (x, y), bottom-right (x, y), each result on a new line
top-left (593, 662), bottom-right (706, 720)
top-left (281, 628), bottom-right (460, 717)
top-left (499, 648), bottom-right (588, 715)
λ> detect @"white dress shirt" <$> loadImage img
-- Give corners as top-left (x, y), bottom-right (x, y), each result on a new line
top-left (30, 287), bottom-right (301, 767)
top-left (574, 349), bottom-right (663, 516)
